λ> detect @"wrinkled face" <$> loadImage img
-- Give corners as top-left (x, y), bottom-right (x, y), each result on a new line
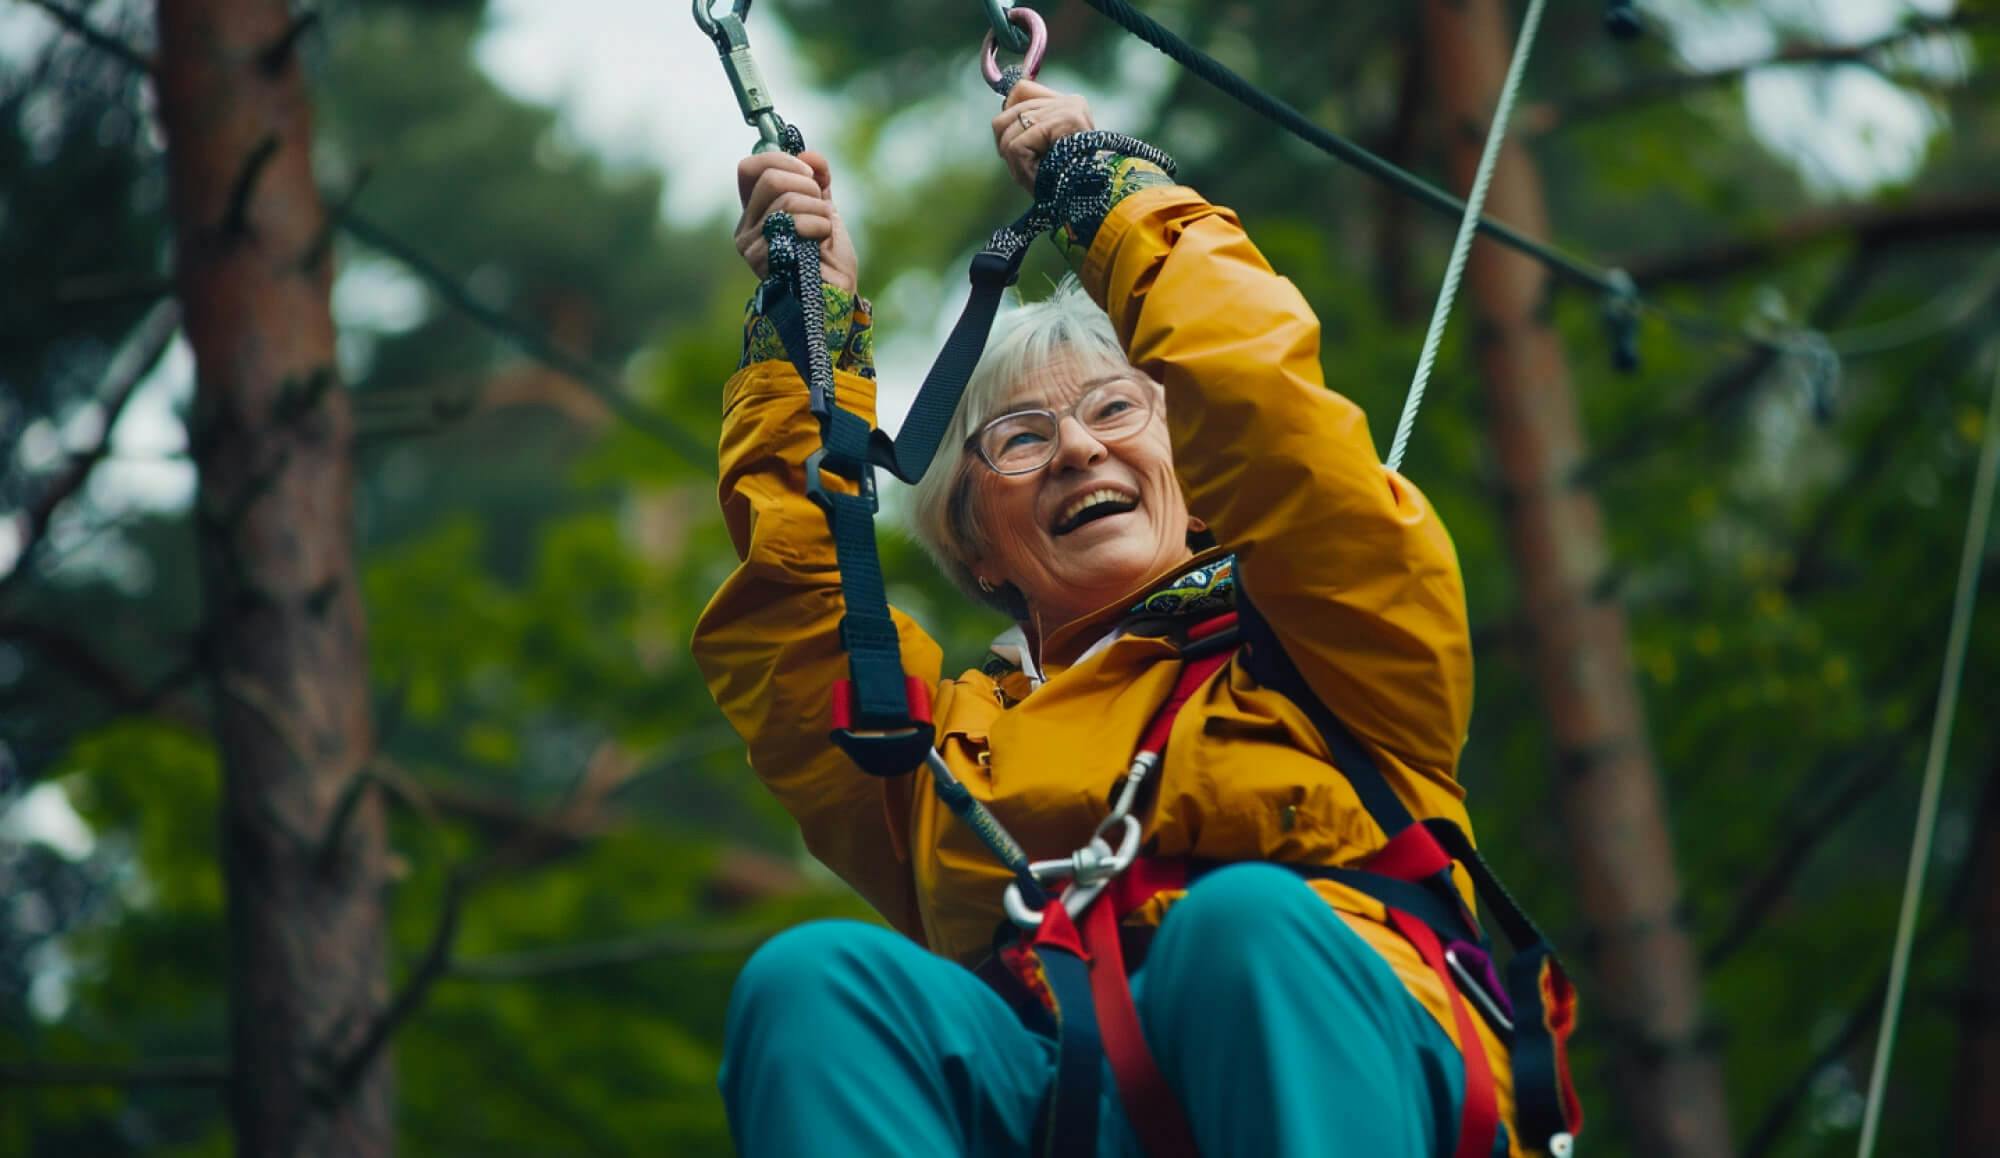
top-left (967, 352), bottom-right (1195, 631)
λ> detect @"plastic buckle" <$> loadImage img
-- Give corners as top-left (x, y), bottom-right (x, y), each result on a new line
top-left (829, 677), bottom-right (934, 778)
top-left (804, 446), bottom-right (877, 515)
top-left (970, 249), bottom-right (1022, 288)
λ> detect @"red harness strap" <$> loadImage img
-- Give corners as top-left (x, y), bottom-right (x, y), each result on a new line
top-left (1010, 611), bottom-right (1508, 1158)
top-left (1365, 825), bottom-right (1501, 1158)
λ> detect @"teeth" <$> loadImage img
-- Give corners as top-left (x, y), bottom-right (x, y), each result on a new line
top-left (1056, 488), bottom-right (1137, 531)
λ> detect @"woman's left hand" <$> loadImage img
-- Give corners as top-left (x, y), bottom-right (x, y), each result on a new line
top-left (992, 80), bottom-right (1094, 194)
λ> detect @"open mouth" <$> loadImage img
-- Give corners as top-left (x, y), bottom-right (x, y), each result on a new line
top-left (1052, 488), bottom-right (1140, 536)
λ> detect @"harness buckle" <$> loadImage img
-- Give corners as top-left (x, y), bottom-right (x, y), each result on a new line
top-left (803, 446), bottom-right (877, 515)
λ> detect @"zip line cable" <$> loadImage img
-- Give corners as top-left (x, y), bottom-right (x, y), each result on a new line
top-left (1077, 0), bottom-right (1814, 366)
top-left (1853, 348), bottom-right (2000, 1158)
top-left (1079, 0), bottom-right (1613, 296)
top-left (1387, 0), bottom-right (1547, 473)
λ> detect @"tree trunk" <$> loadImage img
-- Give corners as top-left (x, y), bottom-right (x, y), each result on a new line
top-left (1420, 2), bottom-right (1735, 1154)
top-left (1949, 754), bottom-right (2000, 1153)
top-left (155, 2), bottom-right (390, 1154)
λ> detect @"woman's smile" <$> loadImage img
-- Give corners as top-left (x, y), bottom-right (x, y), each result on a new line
top-left (968, 355), bottom-right (1195, 631)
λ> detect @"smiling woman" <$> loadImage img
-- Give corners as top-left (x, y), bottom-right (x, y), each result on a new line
top-left (909, 282), bottom-right (1197, 631)
top-left (693, 77), bottom-right (1574, 1158)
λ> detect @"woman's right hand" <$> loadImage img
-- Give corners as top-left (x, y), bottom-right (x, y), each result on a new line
top-left (734, 150), bottom-right (858, 293)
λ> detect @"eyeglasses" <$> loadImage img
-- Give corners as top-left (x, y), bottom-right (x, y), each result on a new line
top-left (968, 379), bottom-right (1156, 476)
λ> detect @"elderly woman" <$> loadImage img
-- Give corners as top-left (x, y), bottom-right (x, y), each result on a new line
top-left (695, 81), bottom-right (1533, 1157)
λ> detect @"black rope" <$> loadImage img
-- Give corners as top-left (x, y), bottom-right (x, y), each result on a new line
top-left (1079, 0), bottom-right (1621, 296)
top-left (1082, 0), bottom-right (1827, 369)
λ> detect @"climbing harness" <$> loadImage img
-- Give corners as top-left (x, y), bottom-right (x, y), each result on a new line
top-left (701, 3), bottom-right (1584, 1154)
top-left (991, 597), bottom-right (1583, 1158)
top-left (1854, 350), bottom-right (2000, 1158)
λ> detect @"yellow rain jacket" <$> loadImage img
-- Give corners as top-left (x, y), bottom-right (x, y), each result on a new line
top-left (695, 184), bottom-right (1518, 1138)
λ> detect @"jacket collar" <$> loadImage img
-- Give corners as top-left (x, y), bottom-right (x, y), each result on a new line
top-left (985, 547), bottom-right (1236, 683)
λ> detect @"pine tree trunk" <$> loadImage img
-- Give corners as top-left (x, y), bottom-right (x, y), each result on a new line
top-left (155, 2), bottom-right (390, 1153)
top-left (1420, 1), bottom-right (1735, 1153)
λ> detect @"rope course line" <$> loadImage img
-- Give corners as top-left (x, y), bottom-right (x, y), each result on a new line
top-left (1386, 0), bottom-right (1547, 473)
top-left (1854, 347), bottom-right (2000, 1158)
top-left (1077, 0), bottom-right (1819, 366)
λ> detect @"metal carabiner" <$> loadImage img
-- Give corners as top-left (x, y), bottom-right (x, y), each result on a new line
top-left (693, 0), bottom-right (787, 154)
top-left (1001, 814), bottom-right (1143, 929)
top-left (691, 0), bottom-right (751, 38)
top-left (980, 4), bottom-right (1048, 97)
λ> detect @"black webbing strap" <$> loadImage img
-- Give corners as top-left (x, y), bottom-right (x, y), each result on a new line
top-left (1234, 591), bottom-right (1422, 837)
top-left (760, 169), bottom-right (1041, 774)
top-left (1235, 587), bottom-right (1582, 1145)
top-left (874, 248), bottom-right (1030, 484)
top-left (1034, 943), bottom-right (1104, 1158)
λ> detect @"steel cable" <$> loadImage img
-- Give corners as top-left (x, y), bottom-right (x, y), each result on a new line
top-left (1387, 0), bottom-right (1548, 473)
top-left (1854, 348), bottom-right (2000, 1158)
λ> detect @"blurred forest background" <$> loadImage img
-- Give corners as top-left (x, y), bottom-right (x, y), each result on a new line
top-left (2, 0), bottom-right (1997, 1154)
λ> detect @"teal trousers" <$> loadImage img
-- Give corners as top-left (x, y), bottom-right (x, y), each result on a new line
top-left (721, 863), bottom-right (1488, 1157)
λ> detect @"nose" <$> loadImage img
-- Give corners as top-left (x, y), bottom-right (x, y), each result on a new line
top-left (1050, 413), bottom-right (1108, 473)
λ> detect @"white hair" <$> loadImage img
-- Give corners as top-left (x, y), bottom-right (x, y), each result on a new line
top-left (907, 276), bottom-right (1138, 615)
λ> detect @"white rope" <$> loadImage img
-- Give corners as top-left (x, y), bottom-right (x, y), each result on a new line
top-left (1385, 0), bottom-right (1548, 474)
top-left (1855, 348), bottom-right (2000, 1158)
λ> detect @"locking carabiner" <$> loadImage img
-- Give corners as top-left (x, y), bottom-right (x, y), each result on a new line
top-left (980, 4), bottom-right (1048, 97)
top-left (693, 0), bottom-right (787, 154)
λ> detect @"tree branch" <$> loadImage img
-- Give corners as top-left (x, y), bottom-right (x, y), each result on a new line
top-left (257, 10), bottom-right (320, 77)
top-left (1742, 834), bottom-right (1983, 1158)
top-left (1543, 13), bottom-right (1990, 133)
top-left (333, 211), bottom-right (711, 468)
top-left (1701, 742), bottom-right (1908, 969)
top-left (1621, 194), bottom-right (2000, 288)
top-left (1576, 251), bottom-right (1878, 486)
top-left (450, 924), bottom-right (775, 982)
top-left (20, 0), bottom-right (154, 74)
top-left (0, 299), bottom-right (180, 600)
top-left (326, 870), bottom-right (468, 1096)
top-left (0, 1057), bottom-right (226, 1086)
top-left (0, 618), bottom-right (205, 730)
top-left (218, 135), bottom-right (280, 240)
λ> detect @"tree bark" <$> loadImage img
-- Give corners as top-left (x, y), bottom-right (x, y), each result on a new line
top-left (155, 2), bottom-right (389, 1154)
top-left (1420, 2), bottom-right (1735, 1154)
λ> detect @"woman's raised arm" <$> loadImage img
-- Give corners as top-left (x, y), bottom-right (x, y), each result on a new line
top-left (692, 154), bottom-right (932, 939)
top-left (1080, 185), bottom-right (1474, 780)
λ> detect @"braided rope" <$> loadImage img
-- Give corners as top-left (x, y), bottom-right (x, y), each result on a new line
top-left (1385, 0), bottom-right (1549, 474)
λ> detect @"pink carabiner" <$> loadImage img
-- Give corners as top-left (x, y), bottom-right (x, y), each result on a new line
top-left (980, 5), bottom-right (1048, 96)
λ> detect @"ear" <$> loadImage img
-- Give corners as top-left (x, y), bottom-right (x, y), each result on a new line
top-left (1187, 515), bottom-right (1208, 533)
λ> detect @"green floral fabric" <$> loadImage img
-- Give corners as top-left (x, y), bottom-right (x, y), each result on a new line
top-left (1049, 152), bottom-right (1175, 270)
top-left (740, 282), bottom-right (876, 380)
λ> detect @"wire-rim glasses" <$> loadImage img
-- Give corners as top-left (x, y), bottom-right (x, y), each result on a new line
top-left (968, 379), bottom-right (1156, 476)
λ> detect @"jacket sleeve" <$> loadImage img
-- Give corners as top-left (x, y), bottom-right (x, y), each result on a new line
top-left (691, 357), bottom-right (935, 940)
top-left (1080, 185), bottom-right (1474, 775)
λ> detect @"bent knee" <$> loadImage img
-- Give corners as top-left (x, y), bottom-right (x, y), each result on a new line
top-left (729, 920), bottom-right (906, 1026)
top-left (1162, 862), bottom-right (1324, 949)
